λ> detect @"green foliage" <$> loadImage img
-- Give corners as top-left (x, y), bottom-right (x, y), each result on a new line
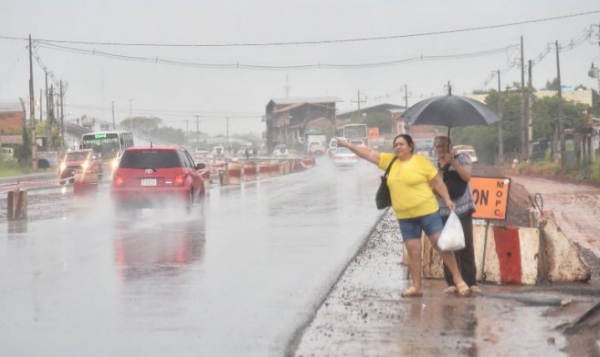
top-left (449, 88), bottom-right (591, 165)
top-left (149, 126), bottom-right (185, 144)
top-left (120, 116), bottom-right (162, 133)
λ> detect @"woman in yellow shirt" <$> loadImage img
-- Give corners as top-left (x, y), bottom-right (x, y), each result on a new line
top-left (336, 134), bottom-right (470, 297)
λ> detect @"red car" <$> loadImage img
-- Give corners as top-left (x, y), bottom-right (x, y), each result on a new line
top-left (110, 146), bottom-right (206, 212)
top-left (58, 149), bottom-right (104, 184)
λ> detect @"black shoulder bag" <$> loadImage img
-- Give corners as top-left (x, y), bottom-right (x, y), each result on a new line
top-left (375, 157), bottom-right (397, 210)
top-left (441, 158), bottom-right (468, 199)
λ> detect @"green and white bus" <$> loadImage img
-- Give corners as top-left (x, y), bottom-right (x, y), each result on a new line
top-left (81, 131), bottom-right (134, 176)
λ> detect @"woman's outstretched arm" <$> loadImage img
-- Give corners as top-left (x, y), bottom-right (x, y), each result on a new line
top-left (335, 138), bottom-right (381, 165)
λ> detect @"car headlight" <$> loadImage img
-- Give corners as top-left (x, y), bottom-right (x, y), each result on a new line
top-left (111, 159), bottom-right (119, 170)
top-left (81, 161), bottom-right (89, 170)
top-left (60, 162), bottom-right (66, 171)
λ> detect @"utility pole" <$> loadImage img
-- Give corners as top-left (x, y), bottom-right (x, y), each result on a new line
top-left (555, 41), bottom-right (565, 168)
top-left (351, 91), bottom-right (367, 118)
top-left (60, 80), bottom-right (65, 154)
top-left (128, 99), bottom-right (133, 132)
top-left (45, 71), bottom-right (51, 148)
top-left (112, 101), bottom-right (116, 130)
top-left (520, 36), bottom-right (527, 161)
top-left (497, 70), bottom-right (504, 165)
top-left (39, 89), bottom-right (43, 148)
top-left (195, 115), bottom-right (200, 147)
top-left (527, 59), bottom-right (534, 160)
top-left (184, 120), bottom-right (190, 139)
top-left (226, 117), bottom-right (230, 147)
top-left (28, 34), bottom-right (38, 170)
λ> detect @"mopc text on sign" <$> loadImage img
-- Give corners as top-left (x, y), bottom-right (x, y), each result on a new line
top-left (470, 177), bottom-right (511, 220)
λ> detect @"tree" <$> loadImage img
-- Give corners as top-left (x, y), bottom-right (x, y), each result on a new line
top-left (149, 126), bottom-right (185, 144)
top-left (543, 78), bottom-right (560, 91)
top-left (120, 116), bottom-right (162, 134)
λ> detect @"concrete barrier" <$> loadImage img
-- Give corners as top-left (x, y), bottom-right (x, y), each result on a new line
top-left (227, 162), bottom-right (242, 185)
top-left (243, 162), bottom-right (257, 181)
top-left (419, 217), bottom-right (590, 284)
top-left (302, 157), bottom-right (315, 168)
top-left (539, 210), bottom-right (591, 282)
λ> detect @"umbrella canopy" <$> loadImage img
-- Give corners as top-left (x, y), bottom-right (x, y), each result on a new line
top-left (403, 93), bottom-right (501, 131)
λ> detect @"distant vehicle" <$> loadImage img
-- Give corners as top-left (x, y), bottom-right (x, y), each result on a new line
top-left (81, 131), bottom-right (134, 177)
top-left (211, 146), bottom-right (225, 157)
top-left (349, 139), bottom-right (366, 147)
top-left (331, 147), bottom-right (358, 168)
top-left (414, 137), bottom-right (435, 160)
top-left (194, 147), bottom-right (210, 162)
top-left (58, 149), bottom-right (104, 184)
top-left (326, 138), bottom-right (338, 158)
top-left (304, 132), bottom-right (327, 156)
top-left (453, 145), bottom-right (478, 163)
top-left (110, 146), bottom-right (206, 212)
top-left (272, 144), bottom-right (289, 158)
top-left (336, 123), bottom-right (368, 144)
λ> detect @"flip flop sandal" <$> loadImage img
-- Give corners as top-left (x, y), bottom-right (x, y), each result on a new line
top-left (401, 286), bottom-right (423, 298)
top-left (456, 282), bottom-right (471, 297)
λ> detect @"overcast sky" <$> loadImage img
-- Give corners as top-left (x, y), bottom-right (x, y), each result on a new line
top-left (0, 1), bottom-right (599, 137)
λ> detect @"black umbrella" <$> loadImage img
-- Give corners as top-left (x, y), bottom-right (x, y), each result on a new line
top-left (403, 89), bottom-right (501, 137)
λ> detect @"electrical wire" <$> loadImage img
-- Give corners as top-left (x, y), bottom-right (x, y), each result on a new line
top-left (34, 42), bottom-right (519, 70)
top-left (1, 9), bottom-right (598, 47)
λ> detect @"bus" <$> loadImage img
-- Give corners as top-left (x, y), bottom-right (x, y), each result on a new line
top-left (81, 131), bottom-right (134, 176)
top-left (336, 123), bottom-right (368, 146)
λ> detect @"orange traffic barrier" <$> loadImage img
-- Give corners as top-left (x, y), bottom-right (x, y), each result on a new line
top-left (227, 162), bottom-right (241, 185)
top-left (243, 162), bottom-right (257, 181)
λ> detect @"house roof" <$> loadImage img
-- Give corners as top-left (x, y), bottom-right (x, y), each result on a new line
top-left (337, 103), bottom-right (406, 117)
top-left (0, 102), bottom-right (24, 113)
top-left (269, 97), bottom-right (343, 105)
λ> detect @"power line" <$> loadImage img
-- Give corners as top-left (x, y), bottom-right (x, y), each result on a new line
top-left (35, 42), bottom-right (519, 70)
top-left (1, 9), bottom-right (598, 47)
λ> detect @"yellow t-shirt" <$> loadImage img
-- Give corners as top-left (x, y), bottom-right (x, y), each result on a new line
top-left (379, 152), bottom-right (439, 219)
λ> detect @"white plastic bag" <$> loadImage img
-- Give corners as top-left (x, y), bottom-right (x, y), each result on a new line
top-left (437, 211), bottom-right (465, 251)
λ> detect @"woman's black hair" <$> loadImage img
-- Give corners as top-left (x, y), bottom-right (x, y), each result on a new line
top-left (393, 134), bottom-right (414, 153)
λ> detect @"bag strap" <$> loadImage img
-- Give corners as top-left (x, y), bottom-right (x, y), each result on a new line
top-left (383, 157), bottom-right (397, 178)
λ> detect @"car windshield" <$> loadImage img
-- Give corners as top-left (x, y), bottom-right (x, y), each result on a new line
top-left (119, 150), bottom-right (182, 169)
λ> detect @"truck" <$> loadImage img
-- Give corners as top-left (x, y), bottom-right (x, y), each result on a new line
top-left (304, 130), bottom-right (327, 156)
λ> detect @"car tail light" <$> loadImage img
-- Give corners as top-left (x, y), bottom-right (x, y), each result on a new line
top-left (113, 175), bottom-right (125, 187)
top-left (173, 174), bottom-right (186, 187)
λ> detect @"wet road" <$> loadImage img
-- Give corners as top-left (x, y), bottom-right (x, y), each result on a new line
top-left (0, 160), bottom-right (383, 356)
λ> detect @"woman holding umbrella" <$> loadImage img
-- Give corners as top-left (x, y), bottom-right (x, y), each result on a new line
top-left (336, 134), bottom-right (470, 297)
top-left (433, 135), bottom-right (479, 294)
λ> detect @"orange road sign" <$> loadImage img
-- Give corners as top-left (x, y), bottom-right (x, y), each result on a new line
top-left (470, 176), bottom-right (511, 220)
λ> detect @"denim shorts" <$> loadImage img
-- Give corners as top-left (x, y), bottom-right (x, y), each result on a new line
top-left (398, 212), bottom-right (444, 241)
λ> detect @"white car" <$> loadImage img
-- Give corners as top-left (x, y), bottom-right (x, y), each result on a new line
top-left (272, 145), bottom-right (289, 158)
top-left (332, 147), bottom-right (358, 167)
